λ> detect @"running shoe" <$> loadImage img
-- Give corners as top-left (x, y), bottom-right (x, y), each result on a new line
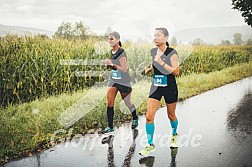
top-left (131, 117), bottom-right (138, 129)
top-left (102, 127), bottom-right (115, 135)
top-left (170, 134), bottom-right (179, 148)
top-left (139, 144), bottom-right (155, 156)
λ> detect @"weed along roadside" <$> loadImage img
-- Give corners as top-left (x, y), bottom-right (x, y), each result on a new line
top-left (0, 60), bottom-right (251, 164)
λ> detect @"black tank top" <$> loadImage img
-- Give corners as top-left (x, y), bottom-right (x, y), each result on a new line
top-left (110, 47), bottom-right (131, 83)
top-left (151, 47), bottom-right (178, 86)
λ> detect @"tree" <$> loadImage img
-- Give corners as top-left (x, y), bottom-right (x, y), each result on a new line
top-left (221, 40), bottom-right (231, 45)
top-left (73, 21), bottom-right (89, 40)
top-left (170, 36), bottom-right (177, 46)
top-left (54, 22), bottom-right (73, 39)
top-left (192, 38), bottom-right (205, 45)
top-left (54, 21), bottom-right (90, 40)
top-left (233, 33), bottom-right (243, 45)
top-left (104, 27), bottom-right (113, 37)
top-left (232, 0), bottom-right (252, 27)
top-left (245, 38), bottom-right (252, 45)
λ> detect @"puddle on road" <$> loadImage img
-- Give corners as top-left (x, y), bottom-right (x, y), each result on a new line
top-left (227, 91), bottom-right (252, 141)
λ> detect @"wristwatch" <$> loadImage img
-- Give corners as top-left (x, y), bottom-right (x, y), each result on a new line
top-left (111, 63), bottom-right (117, 70)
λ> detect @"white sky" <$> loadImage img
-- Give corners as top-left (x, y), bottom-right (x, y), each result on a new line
top-left (0, 0), bottom-right (247, 40)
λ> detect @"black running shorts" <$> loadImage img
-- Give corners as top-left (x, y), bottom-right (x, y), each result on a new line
top-left (148, 84), bottom-right (178, 104)
top-left (107, 81), bottom-right (132, 93)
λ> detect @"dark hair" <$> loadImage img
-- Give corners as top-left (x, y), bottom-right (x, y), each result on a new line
top-left (155, 27), bottom-right (169, 36)
top-left (155, 27), bottom-right (169, 46)
top-left (109, 31), bottom-right (122, 47)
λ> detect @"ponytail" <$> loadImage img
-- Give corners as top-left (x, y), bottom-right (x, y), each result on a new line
top-left (119, 41), bottom-right (122, 47)
top-left (166, 41), bottom-right (169, 47)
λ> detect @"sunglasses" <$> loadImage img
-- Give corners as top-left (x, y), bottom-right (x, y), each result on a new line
top-left (108, 38), bottom-right (114, 40)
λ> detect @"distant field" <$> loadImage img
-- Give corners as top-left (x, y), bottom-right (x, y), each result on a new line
top-left (0, 35), bottom-right (251, 107)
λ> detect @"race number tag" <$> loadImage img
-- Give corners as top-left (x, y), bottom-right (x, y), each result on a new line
top-left (111, 70), bottom-right (122, 79)
top-left (154, 75), bottom-right (167, 87)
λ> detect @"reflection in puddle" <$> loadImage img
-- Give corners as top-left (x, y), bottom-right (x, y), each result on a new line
top-left (101, 129), bottom-right (139, 167)
top-left (101, 135), bottom-right (115, 167)
top-left (170, 148), bottom-right (178, 167)
top-left (226, 91), bottom-right (252, 140)
top-left (122, 129), bottom-right (138, 167)
top-left (139, 156), bottom-right (155, 167)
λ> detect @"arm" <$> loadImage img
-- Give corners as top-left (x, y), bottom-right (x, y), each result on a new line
top-left (105, 57), bottom-right (128, 72)
top-left (114, 57), bottom-right (128, 73)
top-left (163, 54), bottom-right (179, 76)
top-left (155, 54), bottom-right (179, 76)
top-left (144, 64), bottom-right (153, 74)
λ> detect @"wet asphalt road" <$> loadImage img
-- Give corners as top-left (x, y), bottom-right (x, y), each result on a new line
top-left (4, 77), bottom-right (252, 167)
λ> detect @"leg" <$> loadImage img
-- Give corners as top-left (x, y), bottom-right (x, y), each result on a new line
top-left (139, 98), bottom-right (159, 156)
top-left (107, 86), bottom-right (118, 107)
top-left (120, 91), bottom-right (133, 108)
top-left (139, 86), bottom-right (161, 156)
top-left (120, 90), bottom-right (138, 128)
top-left (146, 98), bottom-right (160, 145)
top-left (146, 98), bottom-right (160, 124)
top-left (164, 86), bottom-right (179, 148)
top-left (106, 86), bottom-right (118, 129)
top-left (164, 85), bottom-right (178, 135)
top-left (120, 91), bottom-right (138, 118)
top-left (166, 102), bottom-right (178, 135)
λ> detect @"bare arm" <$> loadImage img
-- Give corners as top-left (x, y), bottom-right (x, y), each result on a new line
top-left (144, 64), bottom-right (153, 74)
top-left (162, 54), bottom-right (179, 76)
top-left (114, 57), bottom-right (128, 73)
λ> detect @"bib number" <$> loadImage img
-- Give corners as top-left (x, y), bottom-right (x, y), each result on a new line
top-left (154, 75), bottom-right (167, 87)
top-left (111, 70), bottom-right (122, 79)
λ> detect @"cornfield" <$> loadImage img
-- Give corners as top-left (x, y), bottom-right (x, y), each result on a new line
top-left (0, 35), bottom-right (251, 107)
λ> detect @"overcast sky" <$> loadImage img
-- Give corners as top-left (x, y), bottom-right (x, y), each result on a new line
top-left (0, 0), bottom-right (247, 40)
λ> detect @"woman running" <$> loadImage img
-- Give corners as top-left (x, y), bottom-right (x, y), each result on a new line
top-left (139, 27), bottom-right (179, 156)
top-left (102, 31), bottom-right (138, 134)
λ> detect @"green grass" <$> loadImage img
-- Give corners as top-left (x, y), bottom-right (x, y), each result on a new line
top-left (0, 61), bottom-right (251, 164)
top-left (177, 61), bottom-right (252, 100)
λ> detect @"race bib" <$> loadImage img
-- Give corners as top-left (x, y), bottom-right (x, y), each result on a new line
top-left (111, 70), bottom-right (122, 79)
top-left (154, 75), bottom-right (167, 87)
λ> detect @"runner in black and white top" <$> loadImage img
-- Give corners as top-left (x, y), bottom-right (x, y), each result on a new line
top-left (102, 31), bottom-right (138, 134)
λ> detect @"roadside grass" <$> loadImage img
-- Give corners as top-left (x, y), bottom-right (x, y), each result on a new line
top-left (0, 61), bottom-right (251, 164)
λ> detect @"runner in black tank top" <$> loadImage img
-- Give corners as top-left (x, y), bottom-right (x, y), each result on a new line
top-left (102, 31), bottom-right (138, 135)
top-left (139, 27), bottom-right (180, 156)
top-left (149, 46), bottom-right (178, 103)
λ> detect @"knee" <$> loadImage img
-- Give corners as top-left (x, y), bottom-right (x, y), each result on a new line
top-left (146, 114), bottom-right (154, 123)
top-left (124, 101), bottom-right (132, 108)
top-left (107, 100), bottom-right (114, 107)
top-left (168, 113), bottom-right (176, 121)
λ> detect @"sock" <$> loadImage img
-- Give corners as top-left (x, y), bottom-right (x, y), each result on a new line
top-left (129, 104), bottom-right (138, 120)
top-left (107, 107), bottom-right (114, 129)
top-left (146, 123), bottom-right (155, 145)
top-left (170, 119), bottom-right (178, 135)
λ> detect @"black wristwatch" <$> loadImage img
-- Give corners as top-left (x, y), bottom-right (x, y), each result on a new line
top-left (111, 64), bottom-right (117, 70)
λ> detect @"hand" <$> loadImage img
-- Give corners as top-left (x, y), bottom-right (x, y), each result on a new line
top-left (154, 54), bottom-right (164, 65)
top-left (105, 58), bottom-right (112, 66)
top-left (144, 68), bottom-right (150, 74)
top-left (144, 66), bottom-right (152, 74)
